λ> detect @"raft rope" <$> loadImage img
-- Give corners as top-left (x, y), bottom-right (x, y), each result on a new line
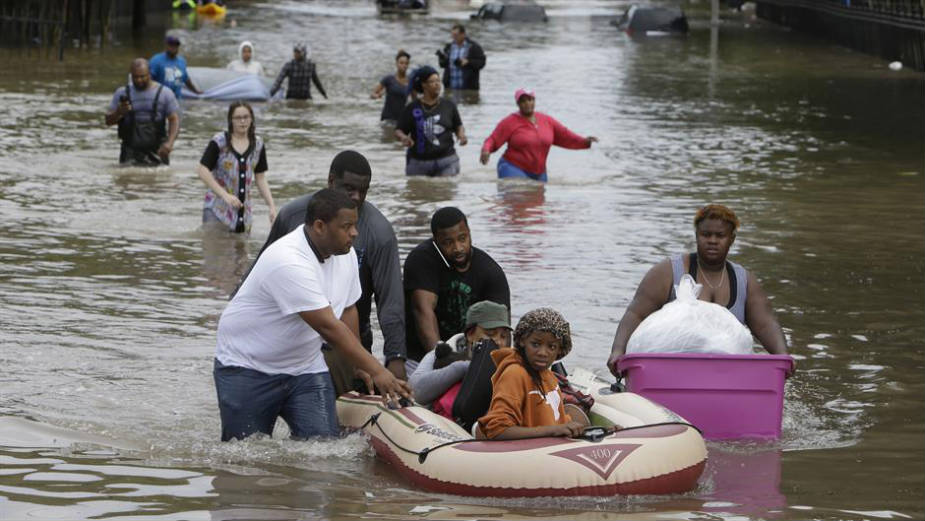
top-left (357, 413), bottom-right (702, 464)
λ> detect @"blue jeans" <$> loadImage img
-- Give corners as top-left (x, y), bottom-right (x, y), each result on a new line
top-left (213, 359), bottom-right (339, 441)
top-left (497, 157), bottom-right (547, 182)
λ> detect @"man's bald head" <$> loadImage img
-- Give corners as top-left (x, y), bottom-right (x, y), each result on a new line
top-left (131, 58), bottom-right (148, 73)
top-left (130, 58), bottom-right (151, 90)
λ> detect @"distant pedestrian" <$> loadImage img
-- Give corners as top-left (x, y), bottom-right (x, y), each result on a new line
top-left (227, 41), bottom-right (265, 75)
top-left (149, 35), bottom-right (202, 101)
top-left (480, 88), bottom-right (597, 182)
top-left (371, 49), bottom-right (411, 125)
top-left (105, 58), bottom-right (180, 166)
top-left (197, 101), bottom-right (277, 233)
top-left (270, 43), bottom-right (328, 100)
top-left (436, 24), bottom-right (486, 91)
top-left (395, 66), bottom-right (467, 177)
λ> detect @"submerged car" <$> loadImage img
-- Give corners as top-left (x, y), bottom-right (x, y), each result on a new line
top-left (377, 0), bottom-right (429, 15)
top-left (613, 5), bottom-right (689, 36)
top-left (470, 0), bottom-right (548, 22)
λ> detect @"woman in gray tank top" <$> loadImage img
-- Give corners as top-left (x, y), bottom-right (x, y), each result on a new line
top-left (668, 253), bottom-right (748, 324)
top-left (606, 204), bottom-right (791, 377)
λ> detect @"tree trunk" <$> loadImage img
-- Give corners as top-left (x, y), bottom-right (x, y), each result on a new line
top-left (58, 0), bottom-right (69, 61)
top-left (132, 0), bottom-right (145, 31)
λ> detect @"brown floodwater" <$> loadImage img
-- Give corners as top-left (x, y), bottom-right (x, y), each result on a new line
top-left (1, 0), bottom-right (923, 519)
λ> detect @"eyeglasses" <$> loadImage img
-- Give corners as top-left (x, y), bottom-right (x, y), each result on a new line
top-left (232, 116), bottom-right (252, 122)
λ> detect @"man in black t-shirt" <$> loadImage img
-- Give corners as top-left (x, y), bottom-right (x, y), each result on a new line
top-left (403, 207), bottom-right (510, 364)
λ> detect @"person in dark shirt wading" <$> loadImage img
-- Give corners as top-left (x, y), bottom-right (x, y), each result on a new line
top-left (271, 42), bottom-right (328, 100)
top-left (105, 58), bottom-right (180, 166)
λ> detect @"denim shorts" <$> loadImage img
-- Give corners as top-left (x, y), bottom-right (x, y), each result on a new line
top-left (497, 157), bottom-right (547, 182)
top-left (213, 359), bottom-right (339, 441)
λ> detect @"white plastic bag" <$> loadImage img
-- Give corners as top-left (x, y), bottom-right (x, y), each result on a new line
top-left (626, 274), bottom-right (755, 355)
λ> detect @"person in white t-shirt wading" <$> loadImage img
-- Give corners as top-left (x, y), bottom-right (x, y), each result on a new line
top-left (213, 188), bottom-right (411, 441)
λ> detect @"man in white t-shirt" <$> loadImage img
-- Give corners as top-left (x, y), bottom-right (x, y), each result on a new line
top-left (213, 188), bottom-right (411, 441)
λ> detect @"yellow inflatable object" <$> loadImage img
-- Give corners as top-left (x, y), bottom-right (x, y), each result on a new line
top-left (196, 3), bottom-right (227, 16)
top-left (337, 368), bottom-right (707, 497)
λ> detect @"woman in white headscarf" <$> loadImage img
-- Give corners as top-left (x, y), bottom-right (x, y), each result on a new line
top-left (227, 41), bottom-right (265, 75)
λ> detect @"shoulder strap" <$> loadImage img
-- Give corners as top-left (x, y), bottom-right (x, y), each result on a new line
top-left (451, 338), bottom-right (500, 431)
top-left (724, 261), bottom-right (737, 310)
top-left (668, 254), bottom-right (684, 302)
top-left (152, 84), bottom-right (163, 114)
top-left (727, 261), bottom-right (748, 322)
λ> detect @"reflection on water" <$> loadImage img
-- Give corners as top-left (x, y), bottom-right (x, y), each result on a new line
top-left (0, 437), bottom-right (916, 521)
top-left (492, 181), bottom-right (547, 269)
top-left (444, 89), bottom-right (481, 106)
top-left (702, 443), bottom-right (787, 517)
top-left (200, 227), bottom-right (251, 298)
top-left (1, 447), bottom-right (216, 520)
top-left (496, 181), bottom-right (547, 230)
top-left (0, 0), bottom-right (922, 519)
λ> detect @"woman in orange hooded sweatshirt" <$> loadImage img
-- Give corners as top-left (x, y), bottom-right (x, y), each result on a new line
top-left (476, 308), bottom-right (585, 440)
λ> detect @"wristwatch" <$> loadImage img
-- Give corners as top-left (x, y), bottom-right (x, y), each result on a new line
top-left (385, 355), bottom-right (406, 366)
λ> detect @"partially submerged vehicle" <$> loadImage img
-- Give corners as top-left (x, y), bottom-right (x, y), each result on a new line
top-left (612, 5), bottom-right (689, 36)
top-left (377, 0), bottom-right (430, 15)
top-left (470, 0), bottom-right (548, 22)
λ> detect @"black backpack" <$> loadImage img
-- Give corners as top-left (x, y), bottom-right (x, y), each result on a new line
top-left (451, 338), bottom-right (500, 431)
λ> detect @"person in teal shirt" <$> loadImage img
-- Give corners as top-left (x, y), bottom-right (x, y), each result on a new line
top-left (150, 35), bottom-right (202, 100)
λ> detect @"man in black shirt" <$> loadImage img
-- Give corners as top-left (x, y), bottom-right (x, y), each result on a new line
top-left (404, 207), bottom-right (510, 365)
top-left (236, 151), bottom-right (408, 392)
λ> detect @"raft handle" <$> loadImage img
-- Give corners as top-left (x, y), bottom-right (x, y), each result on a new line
top-left (579, 426), bottom-right (609, 442)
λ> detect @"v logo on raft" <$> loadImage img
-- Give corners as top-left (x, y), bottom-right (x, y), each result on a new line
top-left (550, 443), bottom-right (641, 480)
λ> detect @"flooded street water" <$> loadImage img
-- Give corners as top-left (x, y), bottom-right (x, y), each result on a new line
top-left (1, 0), bottom-right (923, 519)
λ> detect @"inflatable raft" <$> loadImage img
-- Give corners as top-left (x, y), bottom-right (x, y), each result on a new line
top-left (196, 3), bottom-right (227, 17)
top-left (337, 368), bottom-right (706, 497)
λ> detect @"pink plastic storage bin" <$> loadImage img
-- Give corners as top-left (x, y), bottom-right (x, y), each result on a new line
top-left (617, 353), bottom-right (794, 440)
